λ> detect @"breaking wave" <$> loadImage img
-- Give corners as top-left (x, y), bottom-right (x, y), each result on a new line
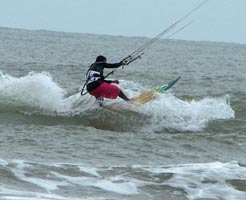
top-left (0, 71), bottom-right (235, 132)
top-left (0, 159), bottom-right (245, 200)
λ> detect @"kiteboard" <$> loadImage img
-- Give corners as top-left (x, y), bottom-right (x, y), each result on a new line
top-left (131, 76), bottom-right (181, 105)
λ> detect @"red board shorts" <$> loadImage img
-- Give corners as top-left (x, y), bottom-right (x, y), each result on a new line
top-left (89, 82), bottom-right (120, 99)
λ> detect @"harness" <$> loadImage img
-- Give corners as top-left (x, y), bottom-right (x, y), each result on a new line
top-left (81, 64), bottom-right (103, 95)
top-left (86, 70), bottom-right (101, 85)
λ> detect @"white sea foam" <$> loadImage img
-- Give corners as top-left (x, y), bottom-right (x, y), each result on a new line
top-left (140, 161), bottom-right (246, 200)
top-left (0, 71), bottom-right (101, 115)
top-left (0, 159), bottom-right (8, 166)
top-left (140, 92), bottom-right (235, 131)
top-left (0, 186), bottom-right (72, 200)
top-left (79, 166), bottom-right (101, 177)
top-left (0, 71), bottom-right (235, 131)
top-left (109, 80), bottom-right (235, 132)
top-left (0, 71), bottom-right (66, 112)
top-left (52, 172), bottom-right (141, 195)
top-left (1, 159), bottom-right (246, 200)
top-left (12, 168), bottom-right (71, 191)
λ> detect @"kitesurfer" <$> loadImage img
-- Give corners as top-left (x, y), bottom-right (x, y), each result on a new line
top-left (84, 55), bottom-right (130, 105)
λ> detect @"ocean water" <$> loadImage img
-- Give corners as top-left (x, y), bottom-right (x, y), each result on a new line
top-left (0, 27), bottom-right (246, 200)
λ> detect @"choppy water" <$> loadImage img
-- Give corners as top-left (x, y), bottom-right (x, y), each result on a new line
top-left (0, 27), bottom-right (246, 200)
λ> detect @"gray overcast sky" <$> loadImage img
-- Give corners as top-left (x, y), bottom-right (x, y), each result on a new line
top-left (0, 0), bottom-right (245, 44)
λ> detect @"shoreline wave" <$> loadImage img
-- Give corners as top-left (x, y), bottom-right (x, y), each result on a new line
top-left (0, 159), bottom-right (245, 200)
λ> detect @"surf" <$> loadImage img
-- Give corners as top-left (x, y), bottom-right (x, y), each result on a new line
top-left (0, 71), bottom-right (235, 132)
top-left (0, 71), bottom-right (69, 113)
top-left (0, 158), bottom-right (245, 200)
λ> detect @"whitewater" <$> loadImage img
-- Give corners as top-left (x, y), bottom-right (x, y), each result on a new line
top-left (0, 27), bottom-right (246, 200)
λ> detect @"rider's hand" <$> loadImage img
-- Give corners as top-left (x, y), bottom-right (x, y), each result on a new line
top-left (111, 80), bottom-right (119, 84)
top-left (120, 60), bottom-right (128, 65)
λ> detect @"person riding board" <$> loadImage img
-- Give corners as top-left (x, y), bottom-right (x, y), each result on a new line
top-left (83, 55), bottom-right (131, 105)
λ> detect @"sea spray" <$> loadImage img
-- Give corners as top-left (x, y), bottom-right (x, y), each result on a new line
top-left (0, 71), bottom-right (66, 113)
top-left (0, 72), bottom-right (236, 132)
top-left (142, 93), bottom-right (235, 132)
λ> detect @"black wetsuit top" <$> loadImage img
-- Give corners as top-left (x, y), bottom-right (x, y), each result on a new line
top-left (86, 62), bottom-right (122, 91)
